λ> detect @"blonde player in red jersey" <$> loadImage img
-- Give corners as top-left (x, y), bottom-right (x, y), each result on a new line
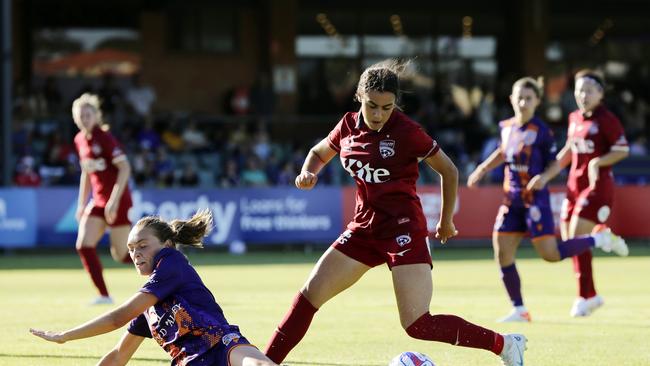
top-left (264, 60), bottom-right (527, 366)
top-left (72, 93), bottom-right (133, 305)
top-left (528, 69), bottom-right (629, 317)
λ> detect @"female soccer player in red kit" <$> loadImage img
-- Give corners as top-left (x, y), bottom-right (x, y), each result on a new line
top-left (72, 93), bottom-right (133, 305)
top-left (264, 60), bottom-right (527, 366)
top-left (468, 77), bottom-right (627, 323)
top-left (528, 69), bottom-right (629, 317)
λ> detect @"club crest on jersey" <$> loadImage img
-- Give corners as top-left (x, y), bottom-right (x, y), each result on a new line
top-left (379, 139), bottom-right (395, 159)
top-left (395, 234), bottom-right (412, 247)
top-left (588, 124), bottom-right (599, 135)
top-left (522, 130), bottom-right (537, 145)
top-left (92, 143), bottom-right (102, 155)
top-left (222, 332), bottom-right (241, 346)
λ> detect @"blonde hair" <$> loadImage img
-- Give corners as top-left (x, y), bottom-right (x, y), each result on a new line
top-left (71, 93), bottom-right (109, 131)
top-left (512, 76), bottom-right (544, 99)
top-left (135, 209), bottom-right (213, 249)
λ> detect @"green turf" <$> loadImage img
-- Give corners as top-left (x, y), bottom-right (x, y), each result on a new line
top-left (1, 246), bottom-right (649, 365)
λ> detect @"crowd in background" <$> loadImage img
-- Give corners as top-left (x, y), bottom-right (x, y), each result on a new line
top-left (10, 70), bottom-right (650, 188)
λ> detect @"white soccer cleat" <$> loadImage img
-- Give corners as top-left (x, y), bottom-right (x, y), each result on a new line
top-left (594, 228), bottom-right (629, 256)
top-left (570, 295), bottom-right (604, 317)
top-left (497, 307), bottom-right (532, 323)
top-left (500, 333), bottom-right (527, 366)
top-left (90, 295), bottom-right (114, 305)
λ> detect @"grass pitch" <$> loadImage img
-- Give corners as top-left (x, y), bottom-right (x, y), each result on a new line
top-left (1, 245), bottom-right (649, 366)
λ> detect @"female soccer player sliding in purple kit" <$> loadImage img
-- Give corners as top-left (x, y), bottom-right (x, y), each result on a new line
top-left (528, 69), bottom-right (629, 317)
top-left (31, 210), bottom-right (277, 366)
top-left (467, 77), bottom-right (627, 323)
top-left (264, 60), bottom-right (527, 366)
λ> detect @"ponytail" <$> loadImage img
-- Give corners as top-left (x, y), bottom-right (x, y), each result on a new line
top-left (134, 209), bottom-right (213, 249)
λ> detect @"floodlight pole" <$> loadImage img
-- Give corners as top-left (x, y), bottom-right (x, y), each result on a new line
top-left (1, 0), bottom-right (12, 186)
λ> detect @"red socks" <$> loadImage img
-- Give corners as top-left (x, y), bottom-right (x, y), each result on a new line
top-left (265, 292), bottom-right (318, 363)
top-left (77, 247), bottom-right (109, 297)
top-left (406, 313), bottom-right (505, 355)
top-left (573, 250), bottom-right (597, 298)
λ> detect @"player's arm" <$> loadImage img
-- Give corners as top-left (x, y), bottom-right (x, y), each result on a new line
top-left (30, 292), bottom-right (157, 343)
top-left (527, 143), bottom-right (572, 191)
top-left (105, 157), bottom-right (131, 224)
top-left (467, 148), bottom-right (504, 188)
top-left (295, 138), bottom-right (337, 190)
top-left (587, 149), bottom-right (628, 189)
top-left (76, 171), bottom-right (91, 221)
top-left (97, 331), bottom-right (145, 366)
top-left (423, 149), bottom-right (459, 244)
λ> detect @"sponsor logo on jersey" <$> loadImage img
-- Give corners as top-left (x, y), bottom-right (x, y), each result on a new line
top-left (337, 230), bottom-right (353, 244)
top-left (509, 163), bottom-right (529, 173)
top-left (571, 138), bottom-right (595, 154)
top-left (342, 137), bottom-right (371, 152)
top-left (342, 158), bottom-right (390, 183)
top-left (81, 158), bottom-right (107, 172)
top-left (379, 139), bottom-right (395, 158)
top-left (397, 217), bottom-right (410, 225)
top-left (395, 234), bottom-right (412, 247)
top-left (222, 332), bottom-right (241, 346)
top-left (387, 248), bottom-right (412, 259)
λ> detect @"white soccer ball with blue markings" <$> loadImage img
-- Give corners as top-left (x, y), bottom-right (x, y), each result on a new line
top-left (388, 351), bottom-right (435, 366)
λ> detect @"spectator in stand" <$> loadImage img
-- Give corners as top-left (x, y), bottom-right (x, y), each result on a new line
top-left (241, 156), bottom-right (268, 187)
top-left (154, 146), bottom-right (174, 187)
top-left (220, 159), bottom-right (241, 188)
top-left (182, 120), bottom-right (209, 152)
top-left (161, 120), bottom-right (185, 152)
top-left (125, 73), bottom-right (156, 120)
top-left (179, 163), bottom-right (200, 187)
top-left (136, 118), bottom-right (161, 152)
top-left (14, 156), bottom-right (41, 187)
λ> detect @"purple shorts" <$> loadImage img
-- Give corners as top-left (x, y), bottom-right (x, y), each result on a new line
top-left (191, 327), bottom-right (251, 366)
top-left (494, 204), bottom-right (555, 240)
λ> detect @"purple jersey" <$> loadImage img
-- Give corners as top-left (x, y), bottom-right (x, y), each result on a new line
top-left (127, 248), bottom-right (236, 365)
top-left (499, 116), bottom-right (556, 207)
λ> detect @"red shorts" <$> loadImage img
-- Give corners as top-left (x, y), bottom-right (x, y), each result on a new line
top-left (331, 230), bottom-right (432, 269)
top-left (85, 199), bottom-right (132, 227)
top-left (561, 187), bottom-right (613, 224)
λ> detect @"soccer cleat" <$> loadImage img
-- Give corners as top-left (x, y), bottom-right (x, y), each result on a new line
top-left (594, 228), bottom-right (629, 256)
top-left (570, 295), bottom-right (604, 317)
top-left (500, 333), bottom-right (527, 366)
top-left (497, 307), bottom-right (532, 323)
top-left (89, 295), bottom-right (114, 305)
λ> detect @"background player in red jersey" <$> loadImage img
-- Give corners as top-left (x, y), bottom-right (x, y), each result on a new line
top-left (468, 77), bottom-right (627, 323)
top-left (528, 69), bottom-right (630, 317)
top-left (264, 60), bottom-right (527, 366)
top-left (72, 93), bottom-right (133, 305)
top-left (31, 210), bottom-right (277, 366)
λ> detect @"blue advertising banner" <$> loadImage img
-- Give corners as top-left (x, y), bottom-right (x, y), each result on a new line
top-left (1, 187), bottom-right (343, 247)
top-left (0, 189), bottom-right (37, 247)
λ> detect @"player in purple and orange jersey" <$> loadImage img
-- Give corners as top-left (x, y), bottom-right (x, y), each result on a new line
top-left (31, 210), bottom-right (277, 366)
top-left (72, 93), bottom-right (133, 305)
top-left (528, 69), bottom-right (629, 317)
top-left (467, 77), bottom-right (627, 323)
top-left (264, 59), bottom-right (527, 366)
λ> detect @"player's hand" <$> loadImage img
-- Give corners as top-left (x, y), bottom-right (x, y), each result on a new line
top-left (29, 328), bottom-right (67, 344)
top-left (527, 174), bottom-right (548, 191)
top-left (295, 171), bottom-right (318, 190)
top-left (588, 158), bottom-right (600, 190)
top-left (435, 220), bottom-right (458, 244)
top-left (466, 168), bottom-right (485, 188)
top-left (105, 200), bottom-right (118, 225)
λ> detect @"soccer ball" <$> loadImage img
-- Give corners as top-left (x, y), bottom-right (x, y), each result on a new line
top-left (388, 351), bottom-right (435, 366)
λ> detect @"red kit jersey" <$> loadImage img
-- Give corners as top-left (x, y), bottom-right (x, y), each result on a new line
top-left (327, 110), bottom-right (439, 239)
top-left (74, 126), bottom-right (131, 207)
top-left (567, 105), bottom-right (628, 192)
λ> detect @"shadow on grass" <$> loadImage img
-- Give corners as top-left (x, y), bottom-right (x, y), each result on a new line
top-left (0, 353), bottom-right (167, 362)
top-left (1, 243), bottom-right (648, 270)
